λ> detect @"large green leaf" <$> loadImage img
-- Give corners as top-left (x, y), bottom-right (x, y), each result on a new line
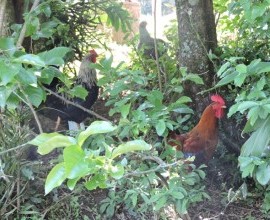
top-left (45, 163), bottom-right (66, 195)
top-left (155, 120), bottom-right (166, 136)
top-left (184, 74), bottom-right (204, 85)
top-left (38, 47), bottom-right (71, 66)
top-left (24, 86), bottom-right (44, 107)
top-left (14, 54), bottom-right (46, 67)
top-left (28, 133), bottom-right (76, 155)
top-left (111, 140), bottom-right (151, 159)
top-left (215, 71), bottom-right (238, 87)
top-left (0, 37), bottom-right (16, 56)
top-left (78, 121), bottom-right (117, 146)
top-left (0, 60), bottom-right (21, 85)
top-left (256, 163), bottom-right (270, 185)
top-left (63, 145), bottom-right (89, 179)
top-left (241, 116), bottom-right (270, 157)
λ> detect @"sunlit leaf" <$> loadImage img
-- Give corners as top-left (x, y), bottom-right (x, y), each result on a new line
top-left (78, 121), bottom-right (117, 146)
top-left (45, 163), bottom-right (66, 195)
top-left (111, 140), bottom-right (151, 159)
top-left (28, 133), bottom-right (76, 155)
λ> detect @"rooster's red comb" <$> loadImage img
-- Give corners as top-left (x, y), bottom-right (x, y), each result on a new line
top-left (89, 49), bottom-right (98, 56)
top-left (211, 94), bottom-right (225, 105)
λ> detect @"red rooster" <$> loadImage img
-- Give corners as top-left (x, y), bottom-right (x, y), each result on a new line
top-left (169, 94), bottom-right (226, 166)
top-left (41, 49), bottom-right (99, 130)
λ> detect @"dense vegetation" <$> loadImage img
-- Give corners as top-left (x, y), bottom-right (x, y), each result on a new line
top-left (0, 0), bottom-right (269, 219)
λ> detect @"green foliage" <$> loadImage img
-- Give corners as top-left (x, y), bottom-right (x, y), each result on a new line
top-left (29, 121), bottom-right (151, 194)
top-left (0, 37), bottom-right (71, 109)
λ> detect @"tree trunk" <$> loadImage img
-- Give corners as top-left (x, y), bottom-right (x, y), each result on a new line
top-left (0, 0), bottom-right (8, 36)
top-left (175, 0), bottom-right (217, 114)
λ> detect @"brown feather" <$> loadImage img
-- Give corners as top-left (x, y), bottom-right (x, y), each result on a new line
top-left (168, 96), bottom-right (226, 165)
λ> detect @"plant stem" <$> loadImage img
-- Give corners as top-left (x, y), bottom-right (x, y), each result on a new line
top-left (153, 0), bottom-right (163, 92)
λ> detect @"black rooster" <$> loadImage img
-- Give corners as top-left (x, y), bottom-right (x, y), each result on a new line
top-left (41, 49), bottom-right (99, 130)
top-left (138, 21), bottom-right (167, 59)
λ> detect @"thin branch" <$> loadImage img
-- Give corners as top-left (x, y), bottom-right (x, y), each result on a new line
top-left (153, 0), bottom-right (163, 92)
top-left (17, 85), bottom-right (43, 133)
top-left (43, 86), bottom-right (111, 122)
top-left (16, 0), bottom-right (40, 48)
top-left (123, 159), bottom-right (184, 178)
top-left (0, 143), bottom-right (28, 156)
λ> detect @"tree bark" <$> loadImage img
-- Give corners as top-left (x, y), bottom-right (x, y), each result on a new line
top-left (175, 0), bottom-right (217, 113)
top-left (0, 0), bottom-right (8, 36)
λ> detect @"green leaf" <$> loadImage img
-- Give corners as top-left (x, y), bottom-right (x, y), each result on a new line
top-left (67, 177), bottom-right (81, 190)
top-left (16, 68), bottom-right (37, 85)
top-left (147, 90), bottom-right (163, 108)
top-left (24, 86), bottom-right (44, 107)
top-left (111, 140), bottom-right (151, 159)
top-left (25, 17), bottom-right (39, 37)
top-left (215, 71), bottom-right (238, 87)
top-left (63, 145), bottom-right (89, 179)
top-left (238, 156), bottom-right (256, 178)
top-left (155, 120), bottom-right (166, 136)
top-left (78, 121), bottom-right (117, 146)
top-left (237, 101), bottom-right (259, 113)
top-left (217, 62), bottom-right (230, 76)
top-left (14, 54), bottom-right (45, 67)
top-left (120, 103), bottom-right (131, 119)
top-left (256, 163), bottom-right (270, 185)
top-left (171, 191), bottom-right (184, 199)
top-left (0, 86), bottom-right (12, 108)
top-left (0, 37), bottom-right (16, 55)
top-left (109, 164), bottom-right (124, 179)
top-left (69, 85), bottom-right (88, 99)
top-left (0, 60), bottom-right (20, 85)
top-left (241, 116), bottom-right (270, 157)
top-left (184, 74), bottom-right (204, 85)
top-left (85, 174), bottom-right (107, 190)
top-left (154, 196), bottom-right (167, 210)
top-left (28, 133), bottom-right (76, 155)
top-left (234, 73), bottom-right (246, 87)
top-left (235, 64), bottom-right (247, 74)
top-left (38, 47), bottom-right (71, 66)
top-left (45, 163), bottom-right (66, 195)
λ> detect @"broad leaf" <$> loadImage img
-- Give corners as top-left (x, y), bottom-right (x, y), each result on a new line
top-left (0, 37), bottom-right (16, 56)
top-left (24, 86), bottom-right (44, 107)
top-left (38, 47), bottom-right (71, 66)
top-left (85, 173), bottom-right (107, 190)
top-left (215, 71), bottom-right (238, 87)
top-left (155, 120), bottom-right (166, 136)
top-left (111, 140), bottom-right (151, 159)
top-left (256, 163), bottom-right (270, 185)
top-left (14, 54), bottom-right (45, 67)
top-left (0, 60), bottom-right (20, 85)
top-left (45, 163), bottom-right (66, 195)
top-left (64, 145), bottom-right (89, 179)
top-left (241, 116), bottom-right (270, 157)
top-left (29, 133), bottom-right (76, 155)
top-left (78, 121), bottom-right (117, 146)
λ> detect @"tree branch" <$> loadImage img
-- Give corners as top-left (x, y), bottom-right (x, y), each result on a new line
top-left (43, 86), bottom-right (111, 122)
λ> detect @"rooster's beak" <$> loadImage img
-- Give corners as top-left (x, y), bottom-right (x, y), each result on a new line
top-left (222, 106), bottom-right (226, 108)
